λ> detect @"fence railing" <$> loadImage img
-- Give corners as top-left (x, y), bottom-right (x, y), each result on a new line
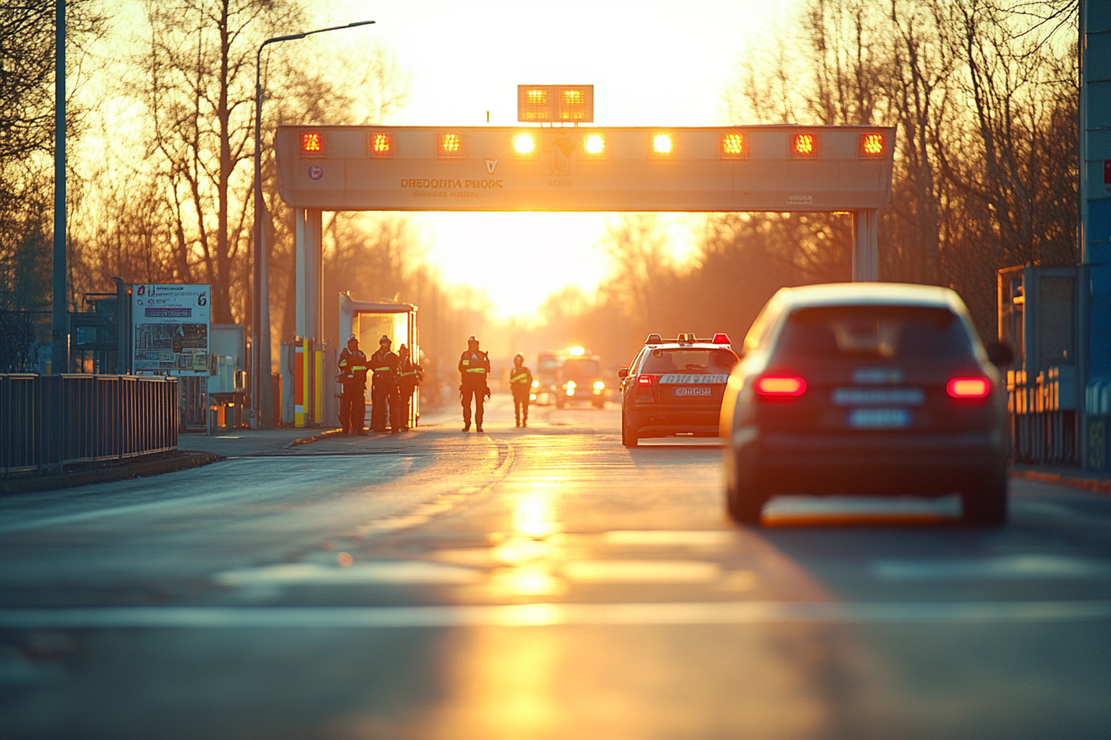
top-left (1, 374), bottom-right (178, 477)
top-left (1007, 367), bottom-right (1079, 465)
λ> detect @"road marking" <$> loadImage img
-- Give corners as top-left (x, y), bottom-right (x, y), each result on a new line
top-left (214, 561), bottom-right (482, 586)
top-left (873, 555), bottom-right (1111, 580)
top-left (602, 531), bottom-right (736, 547)
top-left (1, 600), bottom-right (1108, 629)
top-left (563, 560), bottom-right (721, 583)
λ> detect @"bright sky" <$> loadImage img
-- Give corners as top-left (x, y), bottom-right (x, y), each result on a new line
top-left (333, 0), bottom-right (796, 320)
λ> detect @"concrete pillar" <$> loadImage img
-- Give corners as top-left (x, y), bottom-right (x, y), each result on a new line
top-left (295, 208), bottom-right (324, 342)
top-left (851, 208), bottom-right (879, 282)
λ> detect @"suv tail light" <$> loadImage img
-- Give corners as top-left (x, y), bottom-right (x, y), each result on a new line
top-left (636, 374), bottom-right (655, 386)
top-left (755, 375), bottom-right (807, 400)
top-left (947, 377), bottom-right (991, 399)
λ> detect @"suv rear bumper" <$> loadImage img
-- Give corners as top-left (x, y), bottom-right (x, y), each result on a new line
top-left (739, 430), bottom-right (1006, 495)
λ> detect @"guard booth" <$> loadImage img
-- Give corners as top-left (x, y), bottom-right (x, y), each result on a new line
top-left (998, 265), bottom-right (1081, 464)
top-left (338, 294), bottom-right (419, 429)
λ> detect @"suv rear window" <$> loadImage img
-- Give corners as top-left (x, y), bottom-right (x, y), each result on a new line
top-left (775, 305), bottom-right (974, 360)
top-left (641, 349), bottom-right (739, 374)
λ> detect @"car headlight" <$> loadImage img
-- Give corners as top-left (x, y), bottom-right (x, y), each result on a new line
top-left (565, 380), bottom-right (577, 390)
top-left (593, 381), bottom-right (605, 391)
top-left (531, 379), bottom-right (539, 389)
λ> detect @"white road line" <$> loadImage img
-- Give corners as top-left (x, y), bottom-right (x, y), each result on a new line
top-left (873, 555), bottom-right (1111, 580)
top-left (0, 600), bottom-right (1108, 629)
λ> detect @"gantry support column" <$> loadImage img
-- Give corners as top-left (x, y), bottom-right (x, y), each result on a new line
top-left (295, 208), bottom-right (324, 345)
top-left (852, 208), bottom-right (879, 282)
top-left (295, 208), bottom-right (325, 425)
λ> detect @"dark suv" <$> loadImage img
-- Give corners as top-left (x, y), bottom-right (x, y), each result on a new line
top-left (619, 333), bottom-right (740, 447)
top-left (720, 283), bottom-right (1012, 527)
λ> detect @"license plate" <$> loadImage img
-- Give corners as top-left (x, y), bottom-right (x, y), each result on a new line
top-left (673, 387), bottom-right (712, 397)
top-left (847, 408), bottom-right (911, 429)
top-left (833, 388), bottom-right (924, 406)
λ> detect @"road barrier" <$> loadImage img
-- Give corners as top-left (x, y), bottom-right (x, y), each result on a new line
top-left (0, 374), bottom-right (178, 477)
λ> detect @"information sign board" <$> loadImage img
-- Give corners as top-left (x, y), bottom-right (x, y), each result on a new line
top-left (132, 284), bottom-right (211, 375)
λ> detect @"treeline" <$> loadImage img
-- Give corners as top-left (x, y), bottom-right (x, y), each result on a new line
top-left (537, 0), bottom-right (1078, 370)
top-left (0, 0), bottom-right (477, 376)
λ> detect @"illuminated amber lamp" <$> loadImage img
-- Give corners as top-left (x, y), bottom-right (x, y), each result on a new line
top-left (368, 132), bottom-right (393, 158)
top-left (512, 133), bottom-right (537, 157)
top-left (300, 131), bottom-right (325, 156)
top-left (791, 132), bottom-right (817, 157)
top-left (651, 133), bottom-right (674, 156)
top-left (860, 132), bottom-right (886, 158)
top-left (437, 132), bottom-right (465, 158)
top-left (582, 133), bottom-right (605, 156)
top-left (721, 132), bottom-right (746, 159)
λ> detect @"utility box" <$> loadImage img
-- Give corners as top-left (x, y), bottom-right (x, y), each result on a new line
top-left (998, 265), bottom-right (1080, 463)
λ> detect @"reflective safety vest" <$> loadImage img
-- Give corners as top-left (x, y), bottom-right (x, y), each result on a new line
top-left (338, 348), bottom-right (368, 378)
top-left (370, 349), bottom-right (399, 378)
top-left (510, 366), bottom-right (532, 391)
top-left (398, 357), bottom-right (422, 386)
top-left (459, 349), bottom-right (490, 385)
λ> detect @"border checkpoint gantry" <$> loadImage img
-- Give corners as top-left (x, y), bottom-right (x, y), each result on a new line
top-left (271, 123), bottom-right (896, 426)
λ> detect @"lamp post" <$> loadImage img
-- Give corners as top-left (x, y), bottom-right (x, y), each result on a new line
top-left (252, 20), bottom-right (375, 428)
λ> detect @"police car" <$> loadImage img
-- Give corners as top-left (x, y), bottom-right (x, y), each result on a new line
top-left (618, 333), bottom-right (740, 447)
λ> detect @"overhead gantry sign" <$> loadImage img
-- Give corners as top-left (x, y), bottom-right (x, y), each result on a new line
top-left (272, 123), bottom-right (895, 397)
top-left (276, 125), bottom-right (894, 213)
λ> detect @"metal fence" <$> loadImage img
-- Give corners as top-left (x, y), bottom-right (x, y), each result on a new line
top-left (1007, 367), bottom-right (1079, 465)
top-left (0, 374), bottom-right (178, 477)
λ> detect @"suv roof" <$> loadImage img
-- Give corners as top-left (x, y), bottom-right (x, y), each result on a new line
top-left (773, 282), bottom-right (966, 312)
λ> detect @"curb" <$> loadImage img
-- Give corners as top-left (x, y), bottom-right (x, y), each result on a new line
top-left (1010, 468), bottom-right (1111, 495)
top-left (0, 451), bottom-right (221, 496)
top-left (281, 428), bottom-right (346, 450)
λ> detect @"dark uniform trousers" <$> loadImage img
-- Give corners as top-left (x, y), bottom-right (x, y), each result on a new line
top-left (397, 358), bottom-right (421, 431)
top-left (510, 366), bottom-right (532, 424)
top-left (459, 349), bottom-right (491, 429)
top-left (370, 349), bottom-right (400, 432)
top-left (337, 348), bottom-right (368, 433)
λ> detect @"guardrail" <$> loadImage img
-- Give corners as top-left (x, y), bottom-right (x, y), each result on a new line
top-left (1007, 367), bottom-right (1078, 465)
top-left (1, 374), bottom-right (178, 477)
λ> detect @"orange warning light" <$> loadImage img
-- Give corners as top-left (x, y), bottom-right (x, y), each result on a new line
top-left (582, 133), bottom-right (605, 156)
top-left (300, 131), bottom-right (324, 156)
top-left (791, 132), bottom-right (817, 157)
top-left (652, 133), bottom-right (673, 155)
top-left (369, 132), bottom-right (393, 157)
top-left (860, 132), bottom-right (885, 157)
top-left (512, 133), bottom-right (536, 156)
top-left (721, 132), bottom-right (746, 158)
top-left (437, 132), bottom-right (464, 158)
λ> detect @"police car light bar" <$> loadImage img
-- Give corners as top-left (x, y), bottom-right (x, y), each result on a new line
top-left (643, 333), bottom-right (731, 345)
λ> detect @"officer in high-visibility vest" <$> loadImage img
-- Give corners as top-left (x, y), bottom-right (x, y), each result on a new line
top-left (458, 334), bottom-right (491, 432)
top-left (396, 343), bottom-right (423, 432)
top-left (369, 335), bottom-right (400, 433)
top-left (337, 334), bottom-right (368, 435)
top-left (509, 352), bottom-right (533, 428)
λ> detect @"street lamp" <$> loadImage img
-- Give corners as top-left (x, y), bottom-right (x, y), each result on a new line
top-left (252, 20), bottom-right (375, 428)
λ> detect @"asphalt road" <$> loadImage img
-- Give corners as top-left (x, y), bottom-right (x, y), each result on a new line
top-left (1, 398), bottom-right (1109, 739)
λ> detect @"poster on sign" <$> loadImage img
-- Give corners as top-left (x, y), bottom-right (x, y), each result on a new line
top-left (133, 284), bottom-right (211, 375)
